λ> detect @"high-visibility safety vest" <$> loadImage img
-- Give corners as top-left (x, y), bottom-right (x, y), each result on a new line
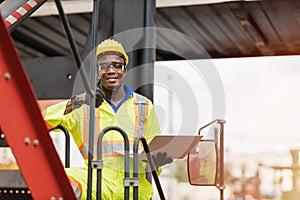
top-left (43, 92), bottom-right (161, 200)
top-left (43, 92), bottom-right (161, 161)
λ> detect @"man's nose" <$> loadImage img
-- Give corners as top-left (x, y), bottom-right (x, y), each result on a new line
top-left (106, 65), bottom-right (116, 73)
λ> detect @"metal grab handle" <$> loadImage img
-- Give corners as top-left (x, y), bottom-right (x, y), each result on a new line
top-left (133, 136), bottom-right (166, 200)
top-left (96, 126), bottom-right (130, 200)
top-left (198, 119), bottom-right (224, 135)
top-left (50, 125), bottom-right (71, 168)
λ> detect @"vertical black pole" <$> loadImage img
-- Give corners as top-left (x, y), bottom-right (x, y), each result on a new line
top-left (138, 0), bottom-right (155, 101)
top-left (87, 0), bottom-right (99, 199)
top-left (50, 125), bottom-right (71, 168)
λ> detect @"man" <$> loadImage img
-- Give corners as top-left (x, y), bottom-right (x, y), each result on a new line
top-left (43, 39), bottom-right (172, 199)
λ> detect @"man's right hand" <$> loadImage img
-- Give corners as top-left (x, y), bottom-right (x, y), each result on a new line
top-left (64, 93), bottom-right (86, 115)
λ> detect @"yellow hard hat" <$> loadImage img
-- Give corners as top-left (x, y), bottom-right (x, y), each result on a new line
top-left (96, 39), bottom-right (129, 65)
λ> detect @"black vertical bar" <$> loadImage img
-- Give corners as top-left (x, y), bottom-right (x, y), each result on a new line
top-left (137, 0), bottom-right (155, 101)
top-left (133, 137), bottom-right (140, 200)
top-left (86, 0), bottom-right (99, 199)
top-left (50, 125), bottom-right (71, 168)
top-left (62, 127), bottom-right (71, 168)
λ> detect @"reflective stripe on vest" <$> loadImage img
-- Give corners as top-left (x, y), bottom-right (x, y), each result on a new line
top-left (68, 176), bottom-right (83, 199)
top-left (133, 93), bottom-right (149, 137)
top-left (80, 93), bottom-right (149, 159)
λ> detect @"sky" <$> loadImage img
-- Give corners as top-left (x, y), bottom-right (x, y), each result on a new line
top-left (153, 55), bottom-right (300, 154)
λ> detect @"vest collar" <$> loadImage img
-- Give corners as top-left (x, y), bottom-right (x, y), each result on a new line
top-left (104, 84), bottom-right (133, 112)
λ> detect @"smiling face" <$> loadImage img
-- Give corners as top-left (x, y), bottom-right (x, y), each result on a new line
top-left (97, 54), bottom-right (126, 91)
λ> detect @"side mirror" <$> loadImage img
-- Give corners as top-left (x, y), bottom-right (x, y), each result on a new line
top-left (187, 140), bottom-right (217, 186)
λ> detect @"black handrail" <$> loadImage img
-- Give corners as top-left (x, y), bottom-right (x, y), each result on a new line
top-left (133, 136), bottom-right (166, 200)
top-left (50, 125), bottom-right (71, 168)
top-left (96, 126), bottom-right (130, 200)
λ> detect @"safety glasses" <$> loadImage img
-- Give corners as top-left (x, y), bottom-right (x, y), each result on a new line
top-left (98, 62), bottom-right (126, 72)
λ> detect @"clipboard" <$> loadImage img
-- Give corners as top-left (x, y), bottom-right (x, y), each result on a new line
top-left (141, 135), bottom-right (203, 160)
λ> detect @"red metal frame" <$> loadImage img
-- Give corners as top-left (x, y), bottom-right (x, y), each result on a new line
top-left (0, 14), bottom-right (76, 199)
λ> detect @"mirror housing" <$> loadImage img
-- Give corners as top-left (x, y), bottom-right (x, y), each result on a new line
top-left (188, 140), bottom-right (218, 186)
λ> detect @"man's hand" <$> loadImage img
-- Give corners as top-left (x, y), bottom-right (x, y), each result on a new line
top-left (85, 87), bottom-right (105, 108)
top-left (151, 152), bottom-right (173, 169)
top-left (65, 93), bottom-right (87, 114)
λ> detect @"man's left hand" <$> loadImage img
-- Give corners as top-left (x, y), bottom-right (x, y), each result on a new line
top-left (151, 152), bottom-right (173, 169)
